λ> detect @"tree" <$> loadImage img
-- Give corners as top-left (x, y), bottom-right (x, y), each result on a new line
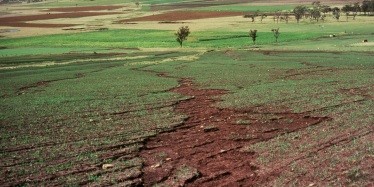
top-left (320, 5), bottom-right (331, 16)
top-left (312, 1), bottom-right (321, 7)
top-left (280, 12), bottom-right (290, 23)
top-left (244, 14), bottom-right (256, 22)
top-left (342, 4), bottom-right (352, 21)
top-left (274, 11), bottom-right (281, 23)
top-left (310, 8), bottom-right (322, 22)
top-left (293, 5), bottom-right (307, 23)
top-left (361, 0), bottom-right (374, 15)
top-left (244, 11), bottom-right (259, 22)
top-left (332, 7), bottom-right (341, 21)
top-left (249, 29), bottom-right (258, 45)
top-left (175, 26), bottom-right (190, 47)
top-left (271, 28), bottom-right (280, 43)
top-left (352, 2), bottom-right (361, 19)
top-left (260, 13), bottom-right (267, 23)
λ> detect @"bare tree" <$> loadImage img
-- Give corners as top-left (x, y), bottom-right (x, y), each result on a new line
top-left (271, 28), bottom-right (280, 43)
top-left (175, 26), bottom-right (190, 47)
top-left (332, 7), bottom-right (341, 21)
top-left (260, 13), bottom-right (267, 23)
top-left (274, 11), bottom-right (281, 23)
top-left (249, 29), bottom-right (258, 45)
top-left (353, 2), bottom-right (361, 19)
top-left (281, 13), bottom-right (290, 23)
top-left (342, 4), bottom-right (352, 21)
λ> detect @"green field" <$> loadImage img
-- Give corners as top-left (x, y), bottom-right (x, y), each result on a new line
top-left (197, 4), bottom-right (296, 12)
top-left (0, 0), bottom-right (373, 186)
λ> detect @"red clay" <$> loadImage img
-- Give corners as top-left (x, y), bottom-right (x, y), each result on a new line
top-left (45, 6), bottom-right (125, 12)
top-left (121, 11), bottom-right (244, 22)
top-left (140, 77), bottom-right (328, 186)
top-left (0, 12), bottom-right (122, 28)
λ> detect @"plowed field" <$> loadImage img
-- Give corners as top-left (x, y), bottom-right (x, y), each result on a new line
top-left (0, 12), bottom-right (121, 28)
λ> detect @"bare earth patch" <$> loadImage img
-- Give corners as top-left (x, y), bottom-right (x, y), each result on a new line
top-left (140, 76), bottom-right (329, 186)
top-left (0, 12), bottom-right (122, 28)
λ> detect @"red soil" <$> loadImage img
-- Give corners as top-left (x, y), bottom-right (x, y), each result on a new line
top-left (140, 77), bottom-right (329, 186)
top-left (45, 6), bottom-right (125, 12)
top-left (0, 12), bottom-right (122, 28)
top-left (121, 11), bottom-right (244, 22)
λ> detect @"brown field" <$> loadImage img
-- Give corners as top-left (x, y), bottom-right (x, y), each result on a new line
top-left (0, 12), bottom-right (122, 28)
top-left (122, 11), bottom-right (244, 22)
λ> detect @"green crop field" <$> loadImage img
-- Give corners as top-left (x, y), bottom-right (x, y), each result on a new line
top-left (0, 0), bottom-right (373, 186)
top-left (197, 4), bottom-right (296, 12)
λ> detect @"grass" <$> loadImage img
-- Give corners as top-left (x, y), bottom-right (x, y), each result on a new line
top-left (0, 51), bottom-right (192, 186)
top-left (197, 4), bottom-right (296, 13)
top-left (1, 40), bottom-right (373, 186)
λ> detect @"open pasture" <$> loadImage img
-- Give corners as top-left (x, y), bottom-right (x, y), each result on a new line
top-left (0, 0), bottom-right (373, 186)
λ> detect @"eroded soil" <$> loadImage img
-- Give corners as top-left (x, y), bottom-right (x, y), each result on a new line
top-left (140, 77), bottom-right (329, 186)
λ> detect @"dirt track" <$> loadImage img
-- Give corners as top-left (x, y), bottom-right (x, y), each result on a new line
top-left (122, 11), bottom-right (243, 22)
top-left (140, 76), bottom-right (329, 186)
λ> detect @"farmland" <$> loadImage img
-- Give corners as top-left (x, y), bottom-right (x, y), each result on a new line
top-left (0, 0), bottom-right (373, 186)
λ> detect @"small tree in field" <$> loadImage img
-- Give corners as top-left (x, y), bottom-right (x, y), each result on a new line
top-left (260, 13), bottom-right (267, 23)
top-left (293, 5), bottom-right (307, 23)
top-left (249, 29), bottom-right (258, 45)
top-left (332, 7), bottom-right (341, 21)
top-left (271, 28), bottom-right (280, 43)
top-left (175, 26), bottom-right (190, 47)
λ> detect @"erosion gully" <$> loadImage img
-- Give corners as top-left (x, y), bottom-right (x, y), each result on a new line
top-left (139, 72), bottom-right (329, 186)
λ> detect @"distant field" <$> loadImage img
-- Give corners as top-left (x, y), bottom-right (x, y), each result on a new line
top-left (24, 0), bottom-right (187, 7)
top-left (197, 4), bottom-right (296, 12)
top-left (1, 21), bottom-right (373, 50)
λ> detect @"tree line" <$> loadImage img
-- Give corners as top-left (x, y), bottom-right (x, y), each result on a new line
top-left (244, 0), bottom-right (374, 23)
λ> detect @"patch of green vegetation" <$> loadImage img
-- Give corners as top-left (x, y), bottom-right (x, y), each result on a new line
top-left (0, 47), bottom-right (98, 57)
top-left (0, 51), bottom-right (191, 185)
top-left (0, 28), bottom-right (335, 49)
top-left (146, 50), bottom-right (373, 113)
